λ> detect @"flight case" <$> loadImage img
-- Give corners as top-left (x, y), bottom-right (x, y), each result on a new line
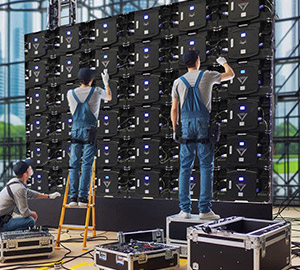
top-left (94, 240), bottom-right (180, 270)
top-left (0, 229), bottom-right (54, 262)
top-left (166, 214), bottom-right (206, 257)
top-left (187, 216), bottom-right (291, 270)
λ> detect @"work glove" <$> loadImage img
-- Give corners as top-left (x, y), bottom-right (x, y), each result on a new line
top-left (49, 192), bottom-right (61, 199)
top-left (173, 131), bottom-right (180, 144)
top-left (101, 69), bottom-right (109, 85)
top-left (216, 57), bottom-right (227, 66)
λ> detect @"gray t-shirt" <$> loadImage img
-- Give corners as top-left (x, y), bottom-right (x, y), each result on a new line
top-left (171, 70), bottom-right (221, 112)
top-left (67, 86), bottom-right (107, 119)
top-left (0, 178), bottom-right (40, 218)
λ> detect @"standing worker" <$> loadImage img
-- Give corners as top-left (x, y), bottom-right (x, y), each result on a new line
top-left (171, 50), bottom-right (235, 219)
top-left (0, 159), bottom-right (61, 232)
top-left (67, 68), bottom-right (112, 207)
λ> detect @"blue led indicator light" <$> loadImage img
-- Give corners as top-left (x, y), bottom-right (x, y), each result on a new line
top-left (239, 177), bottom-right (244, 182)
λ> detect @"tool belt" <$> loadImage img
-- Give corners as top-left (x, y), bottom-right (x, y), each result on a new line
top-left (71, 125), bottom-right (97, 145)
top-left (71, 139), bottom-right (90, 144)
top-left (175, 122), bottom-right (220, 144)
top-left (180, 138), bottom-right (210, 144)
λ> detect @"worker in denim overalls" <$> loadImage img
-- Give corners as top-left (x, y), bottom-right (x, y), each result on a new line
top-left (171, 50), bottom-right (235, 219)
top-left (67, 68), bottom-right (112, 207)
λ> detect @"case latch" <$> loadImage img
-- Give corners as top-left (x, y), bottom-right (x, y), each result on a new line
top-left (7, 240), bottom-right (17, 249)
top-left (116, 255), bottom-right (125, 265)
top-left (138, 253), bottom-right (147, 264)
top-left (192, 230), bottom-right (198, 242)
top-left (244, 237), bottom-right (253, 250)
top-left (40, 237), bottom-right (50, 246)
top-left (165, 249), bottom-right (173, 260)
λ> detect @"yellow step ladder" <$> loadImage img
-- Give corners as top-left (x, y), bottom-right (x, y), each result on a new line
top-left (55, 158), bottom-right (96, 251)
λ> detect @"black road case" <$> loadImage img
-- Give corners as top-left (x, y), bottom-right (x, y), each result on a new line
top-left (188, 216), bottom-right (291, 270)
top-left (0, 229), bottom-right (54, 262)
top-left (94, 240), bottom-right (180, 270)
top-left (166, 214), bottom-right (206, 257)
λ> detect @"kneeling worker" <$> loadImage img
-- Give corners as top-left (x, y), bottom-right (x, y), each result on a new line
top-left (0, 159), bottom-right (61, 232)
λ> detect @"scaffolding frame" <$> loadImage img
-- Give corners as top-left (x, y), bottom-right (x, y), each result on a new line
top-left (273, 11), bottom-right (300, 205)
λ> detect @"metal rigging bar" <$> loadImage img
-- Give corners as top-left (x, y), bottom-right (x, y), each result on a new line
top-left (48, 0), bottom-right (77, 30)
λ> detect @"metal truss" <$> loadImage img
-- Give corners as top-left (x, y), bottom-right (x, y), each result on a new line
top-left (273, 14), bottom-right (300, 205)
top-left (48, 0), bottom-right (77, 30)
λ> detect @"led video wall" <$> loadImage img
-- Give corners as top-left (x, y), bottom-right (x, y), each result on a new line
top-left (25, 0), bottom-right (275, 202)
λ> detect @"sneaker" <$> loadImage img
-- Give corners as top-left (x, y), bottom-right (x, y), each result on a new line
top-left (177, 211), bottom-right (191, 219)
top-left (68, 197), bottom-right (78, 207)
top-left (78, 197), bottom-right (88, 207)
top-left (199, 210), bottom-right (220, 220)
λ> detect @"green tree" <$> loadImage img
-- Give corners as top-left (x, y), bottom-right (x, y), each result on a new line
top-left (0, 122), bottom-right (26, 157)
top-left (274, 122), bottom-right (299, 155)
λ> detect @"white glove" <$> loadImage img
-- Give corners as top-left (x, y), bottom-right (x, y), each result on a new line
top-left (101, 69), bottom-right (109, 85)
top-left (49, 192), bottom-right (61, 199)
top-left (216, 57), bottom-right (227, 66)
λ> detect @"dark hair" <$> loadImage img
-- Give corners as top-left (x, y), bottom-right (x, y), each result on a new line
top-left (80, 79), bottom-right (90, 85)
top-left (16, 174), bottom-right (23, 178)
top-left (186, 61), bottom-right (197, 68)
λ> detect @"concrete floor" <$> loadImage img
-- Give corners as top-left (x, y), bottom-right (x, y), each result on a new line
top-left (1, 207), bottom-right (300, 269)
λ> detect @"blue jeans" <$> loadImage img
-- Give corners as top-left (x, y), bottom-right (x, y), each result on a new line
top-left (69, 127), bottom-right (96, 199)
top-left (0, 217), bottom-right (35, 232)
top-left (179, 118), bottom-right (214, 214)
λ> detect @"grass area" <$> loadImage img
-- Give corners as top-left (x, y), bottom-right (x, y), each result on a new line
top-left (273, 160), bottom-right (299, 174)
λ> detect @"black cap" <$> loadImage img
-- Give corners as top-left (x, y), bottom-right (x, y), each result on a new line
top-left (13, 159), bottom-right (33, 176)
top-left (182, 49), bottom-right (200, 65)
top-left (78, 68), bottom-right (96, 84)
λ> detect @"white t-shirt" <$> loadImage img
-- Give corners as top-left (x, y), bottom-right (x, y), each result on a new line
top-left (171, 70), bottom-right (221, 113)
top-left (67, 86), bottom-right (107, 119)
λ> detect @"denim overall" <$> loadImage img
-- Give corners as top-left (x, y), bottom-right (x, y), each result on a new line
top-left (69, 87), bottom-right (97, 200)
top-left (179, 71), bottom-right (214, 214)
